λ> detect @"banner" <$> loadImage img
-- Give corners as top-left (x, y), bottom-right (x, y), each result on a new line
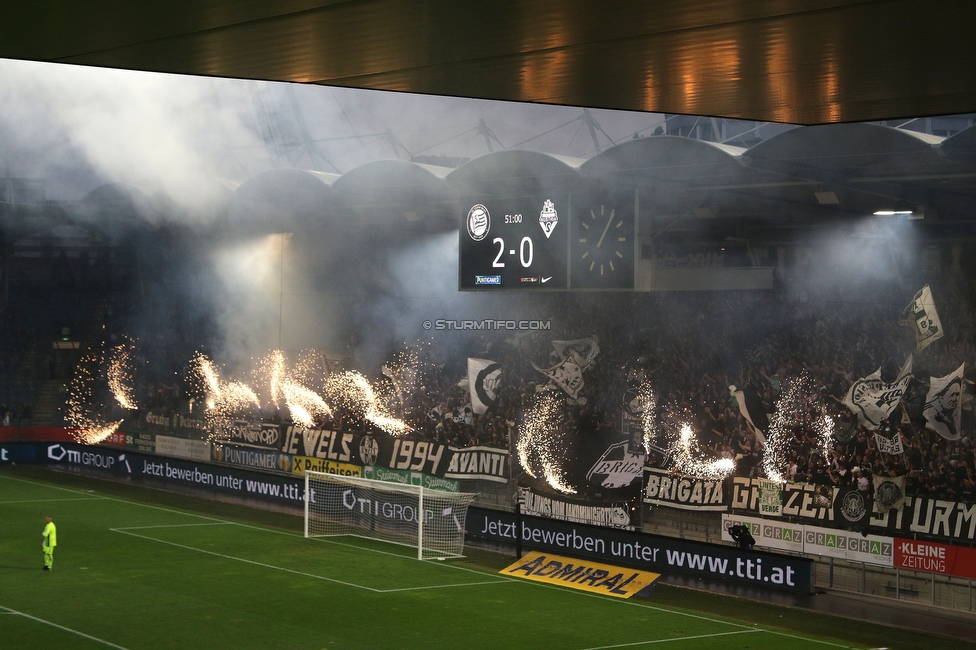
top-left (550, 338), bottom-right (600, 371)
top-left (517, 486), bottom-right (635, 530)
top-left (585, 441), bottom-right (644, 490)
top-left (902, 285), bottom-right (943, 351)
top-left (361, 465), bottom-right (459, 492)
top-left (873, 475), bottom-right (907, 514)
top-left (124, 431), bottom-right (156, 453)
top-left (873, 431), bottom-right (904, 455)
top-left (43, 442), bottom-right (309, 511)
top-left (533, 351), bottom-right (585, 400)
top-left (210, 420), bottom-right (283, 450)
top-left (155, 435), bottom-right (211, 462)
top-left (642, 468), bottom-right (727, 511)
top-left (212, 443), bottom-right (291, 472)
top-left (923, 363), bottom-right (965, 440)
top-left (444, 446), bottom-right (509, 483)
top-left (469, 506), bottom-right (813, 593)
top-left (501, 551), bottom-right (659, 599)
top-left (842, 367), bottom-right (912, 430)
top-left (467, 358), bottom-right (502, 414)
top-left (757, 479), bottom-right (783, 516)
top-left (894, 538), bottom-right (976, 579)
top-left (833, 486), bottom-right (872, 529)
top-left (731, 478), bottom-right (834, 523)
top-left (291, 456), bottom-right (361, 477)
top-left (722, 514), bottom-right (894, 566)
top-left (721, 514), bottom-right (803, 553)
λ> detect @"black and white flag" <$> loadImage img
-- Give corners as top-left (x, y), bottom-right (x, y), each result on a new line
top-left (843, 361), bottom-right (912, 430)
top-left (730, 384), bottom-right (768, 445)
top-left (533, 351), bottom-right (585, 400)
top-left (924, 363), bottom-right (965, 441)
top-left (872, 475), bottom-right (907, 514)
top-left (551, 338), bottom-right (600, 371)
top-left (902, 285), bottom-right (944, 351)
top-left (467, 358), bottom-right (502, 414)
top-left (873, 430), bottom-right (904, 455)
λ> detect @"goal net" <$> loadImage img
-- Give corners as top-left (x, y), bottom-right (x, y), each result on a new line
top-left (304, 471), bottom-right (478, 560)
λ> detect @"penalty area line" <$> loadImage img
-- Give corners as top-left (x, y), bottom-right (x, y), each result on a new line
top-left (581, 628), bottom-right (762, 649)
top-left (0, 605), bottom-right (132, 650)
top-left (109, 528), bottom-right (507, 594)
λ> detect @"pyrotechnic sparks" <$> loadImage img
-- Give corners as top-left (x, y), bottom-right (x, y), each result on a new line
top-left (634, 380), bottom-right (658, 452)
top-left (517, 391), bottom-right (576, 494)
top-left (258, 350), bottom-right (332, 427)
top-left (106, 339), bottom-right (138, 410)
top-left (188, 353), bottom-right (261, 439)
top-left (668, 423), bottom-right (735, 480)
top-left (761, 371), bottom-right (827, 482)
top-left (323, 370), bottom-right (410, 435)
top-left (817, 414), bottom-right (835, 458)
top-left (64, 347), bottom-right (125, 445)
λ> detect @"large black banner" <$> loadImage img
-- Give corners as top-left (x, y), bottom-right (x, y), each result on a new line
top-left (467, 506), bottom-right (813, 594)
top-left (731, 476), bottom-right (976, 544)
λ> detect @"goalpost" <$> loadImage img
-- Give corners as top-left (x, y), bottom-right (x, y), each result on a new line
top-left (304, 471), bottom-right (478, 560)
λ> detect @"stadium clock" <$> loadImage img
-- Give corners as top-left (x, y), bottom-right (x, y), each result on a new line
top-left (570, 189), bottom-right (635, 289)
top-left (459, 196), bottom-right (569, 290)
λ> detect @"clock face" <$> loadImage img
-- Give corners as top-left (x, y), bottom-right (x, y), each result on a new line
top-left (571, 190), bottom-right (635, 289)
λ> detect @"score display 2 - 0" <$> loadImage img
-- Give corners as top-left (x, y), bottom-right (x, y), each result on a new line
top-left (459, 197), bottom-right (568, 290)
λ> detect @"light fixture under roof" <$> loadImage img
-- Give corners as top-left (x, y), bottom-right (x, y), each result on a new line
top-left (873, 210), bottom-right (914, 216)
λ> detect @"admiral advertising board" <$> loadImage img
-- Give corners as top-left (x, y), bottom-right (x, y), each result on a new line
top-left (468, 506), bottom-right (813, 593)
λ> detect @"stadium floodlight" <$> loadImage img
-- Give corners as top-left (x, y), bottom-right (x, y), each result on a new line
top-left (304, 471), bottom-right (478, 560)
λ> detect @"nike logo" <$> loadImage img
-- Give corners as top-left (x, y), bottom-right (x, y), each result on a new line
top-left (541, 277), bottom-right (552, 283)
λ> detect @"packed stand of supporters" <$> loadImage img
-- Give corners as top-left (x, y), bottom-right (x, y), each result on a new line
top-left (129, 279), bottom-right (975, 502)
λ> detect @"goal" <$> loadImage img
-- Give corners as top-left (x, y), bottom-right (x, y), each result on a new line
top-left (304, 471), bottom-right (478, 560)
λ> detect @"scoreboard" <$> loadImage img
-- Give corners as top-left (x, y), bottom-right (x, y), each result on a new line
top-left (458, 189), bottom-right (636, 291)
top-left (458, 196), bottom-right (568, 290)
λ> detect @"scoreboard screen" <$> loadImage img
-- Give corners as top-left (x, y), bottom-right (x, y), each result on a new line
top-left (458, 196), bottom-right (568, 290)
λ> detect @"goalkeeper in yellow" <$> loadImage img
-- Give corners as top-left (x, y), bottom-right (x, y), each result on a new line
top-left (42, 516), bottom-right (57, 571)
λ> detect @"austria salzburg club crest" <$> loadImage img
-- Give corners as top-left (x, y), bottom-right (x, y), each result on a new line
top-left (539, 199), bottom-right (558, 239)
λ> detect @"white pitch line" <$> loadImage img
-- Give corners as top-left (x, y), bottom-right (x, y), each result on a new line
top-left (0, 605), bottom-right (132, 650)
top-left (0, 471), bottom-right (858, 647)
top-left (0, 497), bottom-right (108, 504)
top-left (110, 528), bottom-right (507, 594)
top-left (113, 522), bottom-right (233, 531)
top-left (581, 628), bottom-right (762, 649)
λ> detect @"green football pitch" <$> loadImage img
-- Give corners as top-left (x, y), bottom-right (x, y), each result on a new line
top-left (0, 466), bottom-right (965, 650)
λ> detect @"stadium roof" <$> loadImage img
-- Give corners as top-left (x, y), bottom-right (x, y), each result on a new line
top-left (3, 1), bottom-right (976, 125)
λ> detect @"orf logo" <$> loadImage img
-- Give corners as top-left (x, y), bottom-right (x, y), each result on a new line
top-left (47, 444), bottom-right (67, 461)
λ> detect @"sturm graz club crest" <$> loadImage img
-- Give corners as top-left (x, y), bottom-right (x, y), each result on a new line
top-left (466, 204), bottom-right (490, 241)
top-left (840, 490), bottom-right (867, 524)
top-left (359, 436), bottom-right (379, 466)
top-left (875, 480), bottom-right (904, 512)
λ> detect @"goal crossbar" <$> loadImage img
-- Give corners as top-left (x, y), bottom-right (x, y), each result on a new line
top-left (304, 471), bottom-right (478, 560)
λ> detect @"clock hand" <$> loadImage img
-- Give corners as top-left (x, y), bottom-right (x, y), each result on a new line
top-left (596, 209), bottom-right (615, 248)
